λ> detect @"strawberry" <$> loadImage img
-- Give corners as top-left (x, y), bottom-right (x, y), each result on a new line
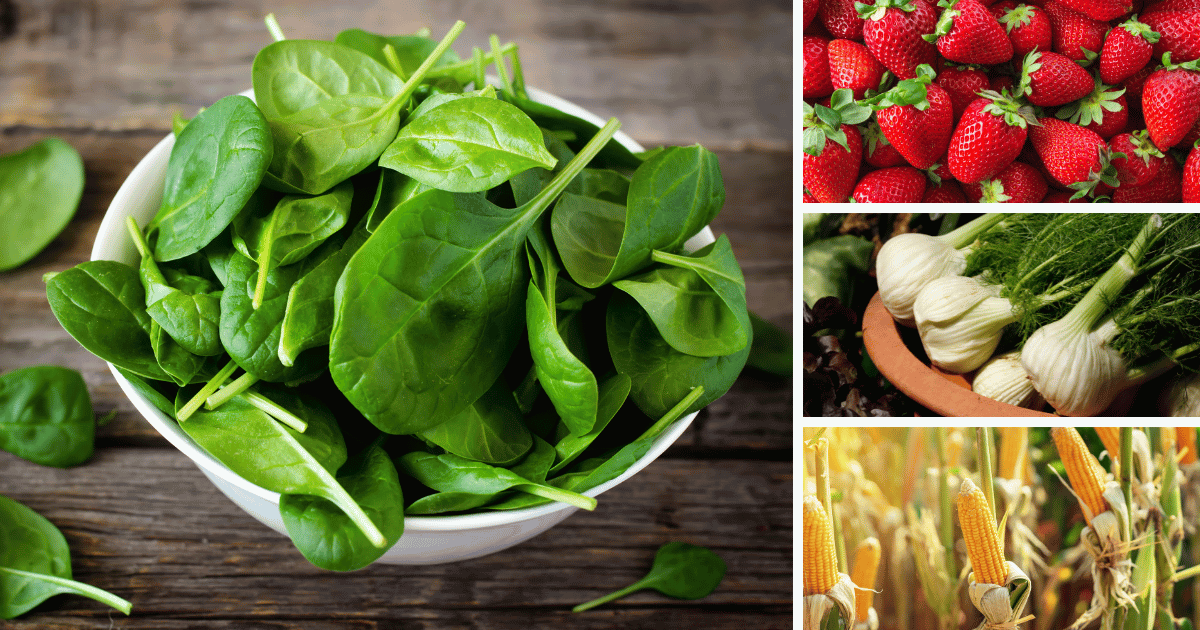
top-left (803, 89), bottom-right (873, 202)
top-left (964, 161), bottom-right (1049, 200)
top-left (1017, 50), bottom-right (1097, 105)
top-left (870, 65), bottom-right (956, 168)
top-left (805, 0), bottom-right (821, 29)
top-left (1054, 0), bottom-right (1133, 22)
top-left (1142, 54), bottom-right (1200, 150)
top-left (863, 119), bottom-right (909, 166)
top-left (1183, 114), bottom-right (1200, 145)
top-left (998, 5), bottom-right (1054, 58)
top-left (922, 179), bottom-right (969, 200)
top-left (1030, 117), bottom-right (1122, 197)
top-left (821, 0), bottom-right (868, 40)
top-left (937, 65), bottom-right (992, 120)
top-left (946, 90), bottom-right (1037, 182)
top-left (1121, 59), bottom-right (1160, 97)
top-left (1183, 140), bottom-right (1200, 202)
top-left (852, 166), bottom-right (929, 201)
top-left (1044, 0), bottom-right (1108, 64)
top-left (828, 39), bottom-right (888, 98)
top-left (1055, 80), bottom-right (1129, 139)
top-left (1143, 9), bottom-right (1200, 63)
top-left (858, 0), bottom-right (940, 79)
top-left (804, 36), bottom-right (836, 99)
top-left (925, 0), bottom-right (1015, 65)
top-left (1111, 153), bottom-right (1183, 200)
top-left (803, 190), bottom-right (820, 202)
top-left (1109, 128), bottom-right (1166, 184)
top-left (1100, 17), bottom-right (1162, 84)
top-left (990, 74), bottom-right (1017, 93)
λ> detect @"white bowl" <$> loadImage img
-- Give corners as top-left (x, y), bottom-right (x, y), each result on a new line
top-left (93, 85), bottom-right (714, 565)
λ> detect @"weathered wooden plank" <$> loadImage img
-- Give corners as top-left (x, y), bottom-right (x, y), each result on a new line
top-left (0, 447), bottom-right (791, 627)
top-left (0, 0), bottom-right (791, 150)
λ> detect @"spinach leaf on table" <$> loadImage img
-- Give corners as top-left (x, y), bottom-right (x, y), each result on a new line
top-left (279, 438), bottom-right (403, 571)
top-left (147, 95), bottom-right (274, 261)
top-left (0, 494), bottom-right (132, 619)
top-left (416, 377), bottom-right (532, 466)
top-left (572, 542), bottom-right (726, 612)
top-left (329, 118), bottom-right (621, 435)
top-left (0, 138), bottom-right (85, 272)
top-left (0, 366), bottom-right (94, 468)
top-left (45, 260), bottom-right (171, 382)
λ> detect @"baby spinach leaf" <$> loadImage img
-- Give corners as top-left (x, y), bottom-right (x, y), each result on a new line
top-left (204, 229), bottom-right (237, 288)
top-left (379, 96), bottom-right (557, 193)
top-left (405, 490), bottom-right (493, 515)
top-left (148, 95), bottom-right (274, 261)
top-left (500, 93), bottom-right (643, 170)
top-left (552, 145), bottom-right (725, 289)
top-left (333, 29), bottom-right (462, 78)
top-left (0, 366), bottom-right (94, 468)
top-left (130, 218), bottom-right (224, 357)
top-left (0, 138), bottom-right (85, 272)
top-left (45, 261), bottom-right (171, 382)
top-left (115, 368), bottom-right (177, 417)
top-left (176, 393), bottom-right (386, 547)
top-left (549, 373), bottom-right (631, 475)
top-left (329, 119), bottom-right (621, 435)
top-left (257, 387), bottom-right (348, 474)
top-left (416, 377), bottom-right (532, 466)
top-left (363, 168), bottom-right (432, 233)
top-left (401, 85), bottom-right (497, 126)
top-left (280, 439), bottom-right (403, 571)
top-left (607, 291), bottom-right (749, 419)
top-left (613, 235), bottom-right (750, 357)
top-left (572, 542), bottom-right (726, 612)
top-left (0, 494), bottom-right (132, 619)
top-left (149, 321), bottom-right (210, 386)
top-left (398, 451), bottom-right (596, 511)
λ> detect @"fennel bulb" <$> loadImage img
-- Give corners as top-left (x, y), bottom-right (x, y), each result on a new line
top-left (914, 275), bottom-right (1017, 373)
top-left (1021, 317), bottom-right (1127, 416)
top-left (972, 351), bottom-right (1043, 409)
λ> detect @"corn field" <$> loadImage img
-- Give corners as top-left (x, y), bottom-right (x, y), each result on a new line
top-left (802, 427), bottom-right (1200, 630)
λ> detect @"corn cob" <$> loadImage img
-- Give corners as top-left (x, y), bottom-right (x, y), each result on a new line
top-left (851, 537), bottom-right (881, 622)
top-left (998, 427), bottom-right (1027, 481)
top-left (804, 495), bottom-right (839, 595)
top-left (1178, 427), bottom-right (1198, 465)
top-left (958, 478), bottom-right (1009, 586)
top-left (1094, 426), bottom-right (1120, 461)
top-left (1051, 427), bottom-right (1110, 522)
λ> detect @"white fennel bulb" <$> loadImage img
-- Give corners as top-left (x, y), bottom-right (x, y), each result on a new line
top-left (972, 351), bottom-right (1043, 409)
top-left (1020, 318), bottom-right (1127, 417)
top-left (914, 275), bottom-right (1017, 373)
top-left (877, 233), bottom-right (967, 327)
top-left (1160, 372), bottom-right (1200, 417)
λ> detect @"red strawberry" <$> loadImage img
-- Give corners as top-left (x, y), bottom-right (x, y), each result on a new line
top-left (828, 39), bottom-right (888, 98)
top-left (852, 166), bottom-right (929, 201)
top-left (990, 74), bottom-right (1017, 93)
top-left (998, 5), bottom-right (1054, 58)
top-left (1055, 0), bottom-right (1133, 22)
top-left (1143, 0), bottom-right (1200, 14)
top-left (922, 179), bottom-right (969, 200)
top-left (859, 0), bottom-right (940, 80)
top-left (1018, 50), bottom-right (1097, 105)
top-left (989, 0), bottom-right (1022, 16)
top-left (1142, 55), bottom-right (1200, 150)
top-left (864, 119), bottom-right (910, 166)
top-left (946, 91), bottom-right (1037, 182)
top-left (1111, 153), bottom-right (1183, 200)
top-left (1183, 141), bottom-right (1200, 202)
top-left (927, 0), bottom-right (1016, 64)
top-left (1100, 17), bottom-right (1162, 84)
top-left (1044, 0), bottom-right (1109, 64)
top-left (872, 65), bottom-right (956, 168)
top-left (804, 36), bottom-right (836, 99)
top-left (805, 0), bottom-right (821, 29)
top-left (937, 65), bottom-right (992, 120)
top-left (803, 190), bottom-right (820, 202)
top-left (803, 90), bottom-right (872, 201)
top-left (1183, 114), bottom-right (1200, 145)
top-left (1109, 129), bottom-right (1166, 185)
top-left (1030, 117), bottom-right (1122, 196)
top-left (1143, 9), bottom-right (1200, 63)
top-left (964, 161), bottom-right (1049, 200)
top-left (1056, 80), bottom-right (1129, 139)
top-left (1121, 60), bottom-right (1160, 97)
top-left (820, 0), bottom-right (867, 39)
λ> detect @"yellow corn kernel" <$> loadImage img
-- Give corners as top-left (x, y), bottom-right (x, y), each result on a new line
top-left (958, 478), bottom-right (1008, 586)
top-left (851, 537), bottom-right (881, 622)
top-left (1094, 426), bottom-right (1120, 461)
top-left (1051, 427), bottom-right (1110, 522)
top-left (1178, 427), bottom-right (1198, 465)
top-left (998, 427), bottom-right (1027, 482)
top-left (804, 495), bottom-right (839, 595)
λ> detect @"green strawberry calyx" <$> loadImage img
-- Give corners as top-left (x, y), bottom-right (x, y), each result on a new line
top-left (924, 0), bottom-right (963, 43)
top-left (863, 119), bottom-right (894, 156)
top-left (1161, 52), bottom-right (1200, 72)
top-left (1067, 144), bottom-right (1122, 200)
top-left (1125, 129), bottom-right (1165, 166)
top-left (862, 64), bottom-right (938, 111)
top-left (998, 5), bottom-right (1038, 34)
top-left (803, 88), bottom-right (873, 157)
top-left (979, 89), bottom-right (1039, 129)
top-left (1055, 78), bottom-right (1125, 127)
top-left (856, 0), bottom-right (918, 21)
top-left (1017, 50), bottom-right (1044, 98)
top-left (977, 178), bottom-right (1012, 203)
top-left (1119, 15), bottom-right (1161, 44)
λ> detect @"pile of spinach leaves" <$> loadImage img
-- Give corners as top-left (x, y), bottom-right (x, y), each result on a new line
top-left (45, 16), bottom-right (754, 571)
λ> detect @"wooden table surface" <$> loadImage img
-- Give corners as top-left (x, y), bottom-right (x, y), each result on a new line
top-left (0, 1), bottom-right (794, 628)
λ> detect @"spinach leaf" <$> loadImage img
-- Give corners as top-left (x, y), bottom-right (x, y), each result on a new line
top-left (130, 218), bottom-right (224, 357)
top-left (149, 321), bottom-right (211, 386)
top-left (0, 494), bottom-right (132, 619)
top-left (607, 291), bottom-right (749, 419)
top-left (0, 366), bottom-right (94, 468)
top-left (549, 373), bottom-right (631, 475)
top-left (416, 377), bottom-right (532, 465)
top-left (746, 312), bottom-right (792, 377)
top-left (572, 542), bottom-right (726, 612)
top-left (363, 168), bottom-right (432, 233)
top-left (329, 119), bottom-right (621, 435)
top-left (45, 261), bottom-right (171, 382)
top-left (499, 92), bottom-right (644, 170)
top-left (279, 439), bottom-right (403, 571)
top-left (552, 145), bottom-right (725, 289)
top-left (398, 451), bottom-right (596, 511)
top-left (115, 368), bottom-right (177, 417)
top-left (256, 387), bottom-right (348, 474)
top-left (379, 96), bottom-right (557, 193)
top-left (613, 235), bottom-right (750, 357)
top-left (475, 436), bottom-right (561, 511)
top-left (401, 85), bottom-right (496, 126)
top-left (176, 393), bottom-right (386, 547)
top-left (148, 95), bottom-right (274, 261)
top-left (0, 138), bottom-right (85, 272)
top-left (204, 229), bottom-right (237, 288)
top-left (333, 29), bottom-right (462, 77)
top-left (404, 490), bottom-right (493, 515)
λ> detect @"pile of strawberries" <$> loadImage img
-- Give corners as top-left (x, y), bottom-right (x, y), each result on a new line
top-left (802, 0), bottom-right (1200, 202)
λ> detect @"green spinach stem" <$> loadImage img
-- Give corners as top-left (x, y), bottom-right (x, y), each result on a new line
top-left (243, 391), bottom-right (308, 433)
top-left (177, 360), bottom-right (239, 422)
top-left (205, 371), bottom-right (260, 410)
top-left (264, 13), bottom-right (286, 42)
top-left (0, 567), bottom-right (133, 615)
